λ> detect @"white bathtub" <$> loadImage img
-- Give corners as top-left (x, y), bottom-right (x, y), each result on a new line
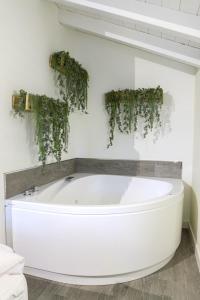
top-left (5, 174), bottom-right (184, 285)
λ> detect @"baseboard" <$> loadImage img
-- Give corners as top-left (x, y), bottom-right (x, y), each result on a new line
top-left (188, 223), bottom-right (200, 272)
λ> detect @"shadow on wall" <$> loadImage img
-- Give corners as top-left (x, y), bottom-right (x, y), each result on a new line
top-left (135, 49), bottom-right (196, 75)
top-left (11, 110), bottom-right (40, 165)
top-left (25, 113), bottom-right (39, 164)
top-left (135, 92), bottom-right (174, 144)
top-left (190, 190), bottom-right (199, 239)
top-left (183, 182), bottom-right (193, 226)
top-left (153, 92), bottom-right (174, 143)
top-left (105, 129), bottom-right (140, 160)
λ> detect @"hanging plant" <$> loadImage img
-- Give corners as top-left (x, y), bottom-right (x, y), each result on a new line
top-left (13, 90), bottom-right (69, 166)
top-left (50, 51), bottom-right (89, 112)
top-left (105, 86), bottom-right (163, 147)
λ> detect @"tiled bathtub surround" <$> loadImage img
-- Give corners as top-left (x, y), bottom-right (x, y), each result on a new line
top-left (5, 159), bottom-right (182, 198)
top-left (76, 159), bottom-right (182, 178)
top-left (5, 159), bottom-right (75, 199)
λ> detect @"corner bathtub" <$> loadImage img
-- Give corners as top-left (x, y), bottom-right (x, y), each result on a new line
top-left (5, 174), bottom-right (184, 285)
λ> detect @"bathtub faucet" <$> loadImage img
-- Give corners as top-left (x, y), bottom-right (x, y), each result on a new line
top-left (65, 176), bottom-right (74, 182)
top-left (23, 185), bottom-right (38, 196)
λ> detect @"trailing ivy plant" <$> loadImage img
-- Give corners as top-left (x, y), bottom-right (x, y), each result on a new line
top-left (105, 86), bottom-right (163, 147)
top-left (50, 51), bottom-right (89, 113)
top-left (13, 90), bottom-right (69, 166)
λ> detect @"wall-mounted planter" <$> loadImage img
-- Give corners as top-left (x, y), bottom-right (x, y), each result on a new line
top-left (105, 86), bottom-right (164, 147)
top-left (50, 51), bottom-right (89, 112)
top-left (12, 90), bottom-right (69, 166)
top-left (12, 93), bottom-right (31, 113)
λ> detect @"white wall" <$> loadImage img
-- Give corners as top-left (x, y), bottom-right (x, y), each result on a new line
top-left (191, 70), bottom-right (200, 267)
top-left (0, 1), bottom-right (196, 242)
top-left (0, 0), bottom-right (77, 242)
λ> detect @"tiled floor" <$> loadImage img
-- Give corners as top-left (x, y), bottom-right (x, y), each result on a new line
top-left (26, 229), bottom-right (200, 300)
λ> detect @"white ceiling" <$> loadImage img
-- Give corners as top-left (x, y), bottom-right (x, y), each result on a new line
top-left (136, 0), bottom-right (200, 16)
top-left (49, 0), bottom-right (200, 68)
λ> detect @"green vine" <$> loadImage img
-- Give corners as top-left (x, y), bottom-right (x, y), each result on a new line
top-left (13, 90), bottom-right (69, 166)
top-left (105, 86), bottom-right (163, 147)
top-left (50, 51), bottom-right (89, 112)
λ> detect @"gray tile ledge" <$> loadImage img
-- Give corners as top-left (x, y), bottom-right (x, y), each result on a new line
top-left (75, 158), bottom-right (182, 179)
top-left (5, 158), bottom-right (182, 199)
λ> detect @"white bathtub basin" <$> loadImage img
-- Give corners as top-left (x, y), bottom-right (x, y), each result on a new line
top-left (5, 174), bottom-right (184, 285)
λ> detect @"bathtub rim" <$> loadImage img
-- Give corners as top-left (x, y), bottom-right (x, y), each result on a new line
top-left (5, 173), bottom-right (184, 215)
